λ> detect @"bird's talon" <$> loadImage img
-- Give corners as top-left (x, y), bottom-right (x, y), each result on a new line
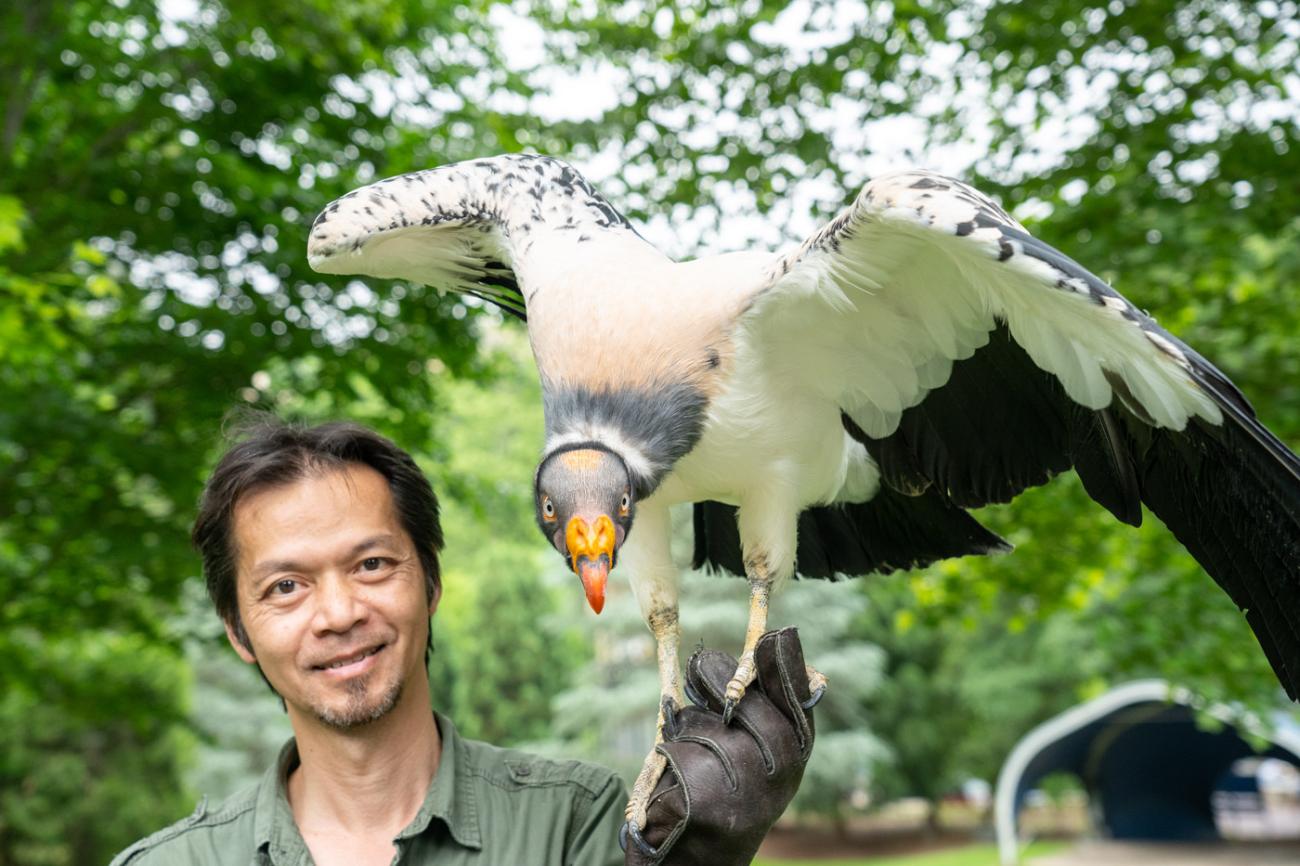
top-left (804, 665), bottom-right (828, 709)
top-left (722, 671), bottom-right (750, 723)
top-left (620, 819), bottom-right (659, 857)
top-left (661, 696), bottom-right (682, 739)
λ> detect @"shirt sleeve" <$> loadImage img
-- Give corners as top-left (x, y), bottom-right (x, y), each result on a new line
top-left (565, 772), bottom-right (628, 866)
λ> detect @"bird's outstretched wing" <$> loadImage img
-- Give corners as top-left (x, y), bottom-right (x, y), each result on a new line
top-left (740, 170), bottom-right (1300, 698)
top-left (307, 153), bottom-right (643, 320)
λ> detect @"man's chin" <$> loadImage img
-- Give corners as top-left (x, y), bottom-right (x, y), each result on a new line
top-left (311, 675), bottom-right (405, 730)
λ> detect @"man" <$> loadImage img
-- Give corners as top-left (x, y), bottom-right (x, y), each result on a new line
top-left (112, 418), bottom-right (819, 865)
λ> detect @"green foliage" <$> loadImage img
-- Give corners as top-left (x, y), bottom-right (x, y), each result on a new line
top-left (858, 579), bottom-right (1100, 818)
top-left (426, 333), bottom-right (588, 746)
top-left (0, 632), bottom-right (191, 865)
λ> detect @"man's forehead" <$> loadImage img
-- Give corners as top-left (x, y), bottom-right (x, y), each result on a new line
top-left (232, 465), bottom-right (406, 573)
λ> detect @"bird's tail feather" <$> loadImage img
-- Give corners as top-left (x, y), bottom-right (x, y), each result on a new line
top-left (691, 487), bottom-right (1009, 581)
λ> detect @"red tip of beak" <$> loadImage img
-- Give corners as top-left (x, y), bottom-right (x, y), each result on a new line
top-left (578, 558), bottom-right (608, 614)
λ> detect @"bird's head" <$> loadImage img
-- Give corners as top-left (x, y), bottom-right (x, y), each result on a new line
top-left (534, 444), bottom-right (635, 615)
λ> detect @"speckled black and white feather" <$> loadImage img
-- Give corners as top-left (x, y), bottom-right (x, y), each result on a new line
top-left (309, 153), bottom-right (641, 319)
top-left (756, 169), bottom-right (1225, 436)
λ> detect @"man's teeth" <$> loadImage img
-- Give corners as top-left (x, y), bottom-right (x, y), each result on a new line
top-left (324, 646), bottom-right (381, 669)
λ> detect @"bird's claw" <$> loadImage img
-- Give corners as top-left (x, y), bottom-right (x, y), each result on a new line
top-left (619, 818), bottom-right (660, 856)
top-left (661, 695), bottom-right (682, 739)
top-left (804, 664), bottom-right (828, 709)
top-left (721, 652), bottom-right (756, 725)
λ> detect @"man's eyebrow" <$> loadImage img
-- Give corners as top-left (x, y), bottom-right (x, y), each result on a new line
top-left (250, 557), bottom-right (308, 582)
top-left (248, 535), bottom-right (402, 583)
top-left (348, 534), bottom-right (402, 557)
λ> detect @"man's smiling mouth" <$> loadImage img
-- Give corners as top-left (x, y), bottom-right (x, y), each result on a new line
top-left (314, 644), bottom-right (386, 671)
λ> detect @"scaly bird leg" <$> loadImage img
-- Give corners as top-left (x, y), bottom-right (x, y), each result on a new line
top-left (626, 607), bottom-right (684, 831)
top-left (723, 562), bottom-right (829, 722)
top-left (723, 561), bottom-right (775, 724)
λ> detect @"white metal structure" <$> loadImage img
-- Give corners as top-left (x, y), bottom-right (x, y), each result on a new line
top-left (994, 679), bottom-right (1300, 865)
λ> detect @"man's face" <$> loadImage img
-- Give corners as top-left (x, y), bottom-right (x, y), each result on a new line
top-left (226, 464), bottom-right (437, 730)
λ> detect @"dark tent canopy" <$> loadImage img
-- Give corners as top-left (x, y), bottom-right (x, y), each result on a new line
top-left (995, 680), bottom-right (1300, 865)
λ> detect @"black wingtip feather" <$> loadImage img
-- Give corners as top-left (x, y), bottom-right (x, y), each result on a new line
top-left (1133, 410), bottom-right (1300, 701)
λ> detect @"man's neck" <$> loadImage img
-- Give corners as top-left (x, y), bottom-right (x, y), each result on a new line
top-left (286, 685), bottom-right (441, 842)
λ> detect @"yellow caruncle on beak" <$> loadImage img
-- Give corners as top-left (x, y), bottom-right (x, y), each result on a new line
top-left (566, 514), bottom-right (615, 614)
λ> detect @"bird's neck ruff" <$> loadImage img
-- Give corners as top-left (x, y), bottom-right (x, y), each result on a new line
top-left (541, 382), bottom-right (710, 499)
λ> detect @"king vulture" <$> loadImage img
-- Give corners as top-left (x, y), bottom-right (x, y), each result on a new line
top-left (309, 153), bottom-right (1300, 832)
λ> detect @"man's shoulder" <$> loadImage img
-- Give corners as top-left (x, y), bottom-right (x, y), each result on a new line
top-left (108, 783), bottom-right (261, 866)
top-left (457, 735), bottom-right (623, 800)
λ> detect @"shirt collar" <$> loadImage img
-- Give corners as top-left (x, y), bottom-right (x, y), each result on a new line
top-left (397, 712), bottom-right (482, 849)
top-left (252, 712), bottom-right (482, 857)
top-left (252, 739), bottom-right (307, 864)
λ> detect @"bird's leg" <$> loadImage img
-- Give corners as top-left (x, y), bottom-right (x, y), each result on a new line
top-left (723, 556), bottom-right (775, 723)
top-left (626, 605), bottom-right (684, 831)
top-left (620, 502), bottom-right (685, 835)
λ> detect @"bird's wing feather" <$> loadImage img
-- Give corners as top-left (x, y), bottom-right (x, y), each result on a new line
top-left (755, 170), bottom-right (1226, 439)
top-left (736, 169), bottom-right (1300, 697)
top-left (307, 153), bottom-right (648, 321)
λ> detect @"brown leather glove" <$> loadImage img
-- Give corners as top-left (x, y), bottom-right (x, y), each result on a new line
top-left (622, 628), bottom-right (823, 866)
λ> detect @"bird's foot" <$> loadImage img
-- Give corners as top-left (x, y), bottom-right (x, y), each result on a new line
top-left (625, 748), bottom-right (666, 832)
top-left (722, 650), bottom-right (757, 724)
top-left (804, 664), bottom-right (828, 709)
top-left (624, 696), bottom-right (680, 832)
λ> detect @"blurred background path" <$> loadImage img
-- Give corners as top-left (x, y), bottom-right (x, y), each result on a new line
top-left (1033, 841), bottom-right (1300, 866)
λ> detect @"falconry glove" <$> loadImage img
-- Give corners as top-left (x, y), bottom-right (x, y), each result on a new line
top-left (622, 628), bottom-right (821, 866)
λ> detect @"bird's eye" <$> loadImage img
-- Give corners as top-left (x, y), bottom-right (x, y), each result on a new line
top-left (619, 492), bottom-right (630, 515)
top-left (542, 496), bottom-right (555, 520)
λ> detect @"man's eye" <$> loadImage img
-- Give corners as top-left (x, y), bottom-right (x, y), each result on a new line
top-left (272, 579), bottom-right (298, 595)
top-left (361, 557), bottom-right (385, 571)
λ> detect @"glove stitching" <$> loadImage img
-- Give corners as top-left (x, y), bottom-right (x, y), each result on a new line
top-left (691, 655), bottom-right (727, 708)
top-left (684, 677), bottom-right (708, 710)
top-left (772, 639), bottom-right (811, 757)
top-left (672, 735), bottom-right (739, 792)
top-left (733, 714), bottom-right (776, 776)
top-left (645, 746), bottom-right (693, 862)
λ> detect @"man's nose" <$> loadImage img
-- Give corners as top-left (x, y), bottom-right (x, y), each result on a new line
top-left (311, 574), bottom-right (366, 634)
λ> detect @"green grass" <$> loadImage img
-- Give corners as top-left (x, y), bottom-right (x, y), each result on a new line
top-left (755, 839), bottom-right (1067, 866)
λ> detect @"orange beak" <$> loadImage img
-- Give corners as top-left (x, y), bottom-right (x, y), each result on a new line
top-left (566, 514), bottom-right (615, 614)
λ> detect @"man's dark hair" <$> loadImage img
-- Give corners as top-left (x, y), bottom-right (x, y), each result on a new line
top-left (192, 415), bottom-right (443, 653)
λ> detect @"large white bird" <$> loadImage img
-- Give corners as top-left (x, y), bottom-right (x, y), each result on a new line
top-left (308, 153), bottom-right (1300, 830)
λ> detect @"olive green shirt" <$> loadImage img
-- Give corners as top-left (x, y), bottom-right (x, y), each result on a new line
top-left (110, 714), bottom-right (627, 866)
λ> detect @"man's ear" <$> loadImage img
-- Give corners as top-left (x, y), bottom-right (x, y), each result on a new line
top-left (428, 580), bottom-right (443, 618)
top-left (223, 618), bottom-right (258, 664)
